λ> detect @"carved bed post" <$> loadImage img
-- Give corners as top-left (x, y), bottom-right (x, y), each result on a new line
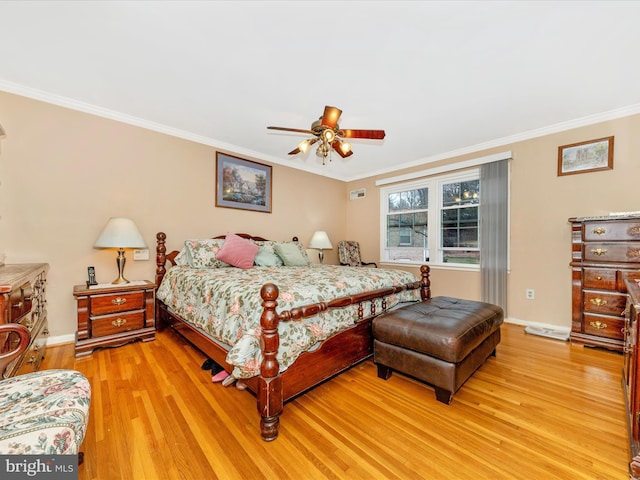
top-left (156, 232), bottom-right (167, 287)
top-left (259, 283), bottom-right (284, 441)
top-left (420, 265), bottom-right (431, 301)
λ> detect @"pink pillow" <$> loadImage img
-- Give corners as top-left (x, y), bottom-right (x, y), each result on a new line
top-left (215, 233), bottom-right (259, 269)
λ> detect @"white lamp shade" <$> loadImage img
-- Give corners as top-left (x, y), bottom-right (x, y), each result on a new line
top-left (309, 231), bottom-right (332, 250)
top-left (94, 217), bottom-right (147, 249)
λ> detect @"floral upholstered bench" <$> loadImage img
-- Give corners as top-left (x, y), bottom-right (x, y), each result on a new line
top-left (0, 369), bottom-right (91, 456)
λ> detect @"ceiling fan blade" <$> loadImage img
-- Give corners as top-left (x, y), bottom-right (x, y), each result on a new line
top-left (331, 140), bottom-right (354, 158)
top-left (339, 129), bottom-right (386, 140)
top-left (321, 106), bottom-right (342, 129)
top-left (268, 126), bottom-right (316, 135)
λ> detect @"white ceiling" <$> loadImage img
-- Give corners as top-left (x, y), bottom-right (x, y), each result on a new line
top-left (1, 1), bottom-right (640, 181)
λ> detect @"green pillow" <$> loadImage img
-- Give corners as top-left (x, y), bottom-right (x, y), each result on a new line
top-left (254, 245), bottom-right (283, 267)
top-left (274, 242), bottom-right (309, 266)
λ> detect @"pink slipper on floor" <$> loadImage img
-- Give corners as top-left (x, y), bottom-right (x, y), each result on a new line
top-left (212, 370), bottom-right (230, 383)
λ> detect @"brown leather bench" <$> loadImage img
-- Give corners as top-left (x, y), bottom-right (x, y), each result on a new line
top-left (372, 297), bottom-right (504, 404)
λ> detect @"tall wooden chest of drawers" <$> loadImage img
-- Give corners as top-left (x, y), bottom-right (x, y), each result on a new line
top-left (0, 263), bottom-right (49, 378)
top-left (570, 214), bottom-right (640, 351)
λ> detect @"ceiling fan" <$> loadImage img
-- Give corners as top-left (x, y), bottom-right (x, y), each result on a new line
top-left (267, 106), bottom-right (385, 164)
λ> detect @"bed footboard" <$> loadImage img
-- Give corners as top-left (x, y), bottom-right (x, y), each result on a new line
top-left (257, 265), bottom-right (430, 441)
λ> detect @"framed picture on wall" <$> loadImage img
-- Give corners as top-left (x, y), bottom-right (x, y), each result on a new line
top-left (558, 136), bottom-right (614, 176)
top-left (215, 152), bottom-right (272, 213)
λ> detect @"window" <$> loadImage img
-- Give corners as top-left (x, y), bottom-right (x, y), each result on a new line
top-left (381, 170), bottom-right (480, 268)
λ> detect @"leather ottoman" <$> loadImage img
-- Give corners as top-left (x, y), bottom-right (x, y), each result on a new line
top-left (373, 296), bottom-right (504, 404)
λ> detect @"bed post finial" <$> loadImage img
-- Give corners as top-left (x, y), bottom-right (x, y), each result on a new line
top-left (420, 265), bottom-right (431, 301)
top-left (156, 232), bottom-right (167, 288)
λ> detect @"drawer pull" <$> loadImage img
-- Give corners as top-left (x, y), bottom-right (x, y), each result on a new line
top-left (112, 297), bottom-right (127, 306)
top-left (592, 227), bottom-right (607, 235)
top-left (112, 318), bottom-right (127, 327)
top-left (628, 249), bottom-right (640, 259)
top-left (590, 298), bottom-right (607, 307)
top-left (591, 248), bottom-right (608, 256)
top-left (596, 276), bottom-right (602, 280)
top-left (630, 226), bottom-right (640, 236)
top-left (590, 320), bottom-right (607, 329)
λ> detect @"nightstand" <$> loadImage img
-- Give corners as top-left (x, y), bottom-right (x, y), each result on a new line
top-left (73, 280), bottom-right (156, 357)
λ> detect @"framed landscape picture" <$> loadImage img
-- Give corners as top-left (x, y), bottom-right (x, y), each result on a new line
top-left (558, 136), bottom-right (614, 176)
top-left (216, 152), bottom-right (272, 213)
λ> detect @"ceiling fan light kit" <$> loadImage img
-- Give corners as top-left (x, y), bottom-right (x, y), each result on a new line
top-left (267, 105), bottom-right (385, 165)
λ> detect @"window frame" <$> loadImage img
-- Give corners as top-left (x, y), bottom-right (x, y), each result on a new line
top-left (380, 169), bottom-right (480, 271)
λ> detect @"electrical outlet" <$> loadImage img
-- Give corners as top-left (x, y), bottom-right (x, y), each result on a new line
top-left (526, 288), bottom-right (535, 300)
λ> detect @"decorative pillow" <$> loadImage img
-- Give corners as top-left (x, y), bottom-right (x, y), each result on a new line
top-left (278, 240), bottom-right (311, 263)
top-left (184, 239), bottom-right (230, 268)
top-left (215, 233), bottom-right (260, 269)
top-left (174, 248), bottom-right (189, 266)
top-left (254, 245), bottom-right (284, 267)
top-left (273, 242), bottom-right (309, 266)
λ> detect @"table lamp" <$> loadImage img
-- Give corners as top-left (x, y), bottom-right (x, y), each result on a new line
top-left (309, 231), bottom-right (333, 264)
top-left (94, 217), bottom-right (147, 284)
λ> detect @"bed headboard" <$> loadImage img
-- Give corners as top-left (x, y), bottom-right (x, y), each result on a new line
top-left (155, 232), bottom-right (299, 287)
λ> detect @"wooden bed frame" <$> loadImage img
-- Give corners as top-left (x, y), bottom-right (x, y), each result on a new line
top-left (154, 232), bottom-right (431, 441)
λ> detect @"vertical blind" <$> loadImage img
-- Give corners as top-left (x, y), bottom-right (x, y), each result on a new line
top-left (480, 159), bottom-right (509, 313)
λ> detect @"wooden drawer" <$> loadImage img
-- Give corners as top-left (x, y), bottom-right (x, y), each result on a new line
top-left (584, 243), bottom-right (640, 263)
top-left (9, 282), bottom-right (33, 322)
top-left (92, 310), bottom-right (144, 337)
top-left (91, 291), bottom-right (144, 315)
top-left (14, 320), bottom-right (48, 376)
top-left (584, 220), bottom-right (640, 241)
top-left (584, 313), bottom-right (625, 340)
top-left (583, 290), bottom-right (627, 315)
top-left (583, 268), bottom-right (617, 290)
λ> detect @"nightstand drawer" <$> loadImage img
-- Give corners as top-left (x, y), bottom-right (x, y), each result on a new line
top-left (92, 310), bottom-right (144, 337)
top-left (91, 291), bottom-right (144, 315)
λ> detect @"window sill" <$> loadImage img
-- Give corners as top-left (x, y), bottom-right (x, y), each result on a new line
top-left (379, 261), bottom-right (480, 272)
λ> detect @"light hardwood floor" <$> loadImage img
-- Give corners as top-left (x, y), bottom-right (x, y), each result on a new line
top-left (41, 323), bottom-right (630, 480)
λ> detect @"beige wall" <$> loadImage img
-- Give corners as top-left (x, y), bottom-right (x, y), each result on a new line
top-left (0, 91), bottom-right (347, 340)
top-left (346, 114), bottom-right (640, 328)
top-left (2, 88), bottom-right (639, 340)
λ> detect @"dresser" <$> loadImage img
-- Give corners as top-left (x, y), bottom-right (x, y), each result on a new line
top-left (570, 214), bottom-right (640, 351)
top-left (73, 280), bottom-right (156, 357)
top-left (623, 275), bottom-right (640, 479)
top-left (0, 263), bottom-right (49, 378)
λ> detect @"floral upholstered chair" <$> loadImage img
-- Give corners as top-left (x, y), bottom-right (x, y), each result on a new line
top-left (337, 241), bottom-right (378, 268)
top-left (0, 323), bottom-right (91, 459)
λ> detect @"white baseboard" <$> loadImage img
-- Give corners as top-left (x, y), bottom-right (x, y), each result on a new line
top-left (47, 333), bottom-right (75, 346)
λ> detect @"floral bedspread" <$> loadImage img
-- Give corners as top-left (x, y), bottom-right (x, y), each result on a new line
top-left (156, 265), bottom-right (420, 379)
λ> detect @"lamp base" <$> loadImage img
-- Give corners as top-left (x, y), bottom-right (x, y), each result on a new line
top-left (112, 248), bottom-right (130, 284)
top-left (318, 249), bottom-right (325, 265)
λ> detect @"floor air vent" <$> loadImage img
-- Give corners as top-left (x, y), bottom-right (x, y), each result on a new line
top-left (524, 325), bottom-right (570, 341)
